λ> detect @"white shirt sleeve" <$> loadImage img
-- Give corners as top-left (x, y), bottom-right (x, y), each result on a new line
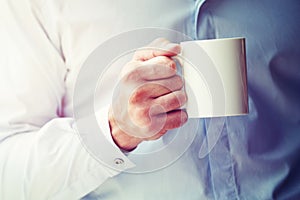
top-left (0, 0), bottom-right (134, 199)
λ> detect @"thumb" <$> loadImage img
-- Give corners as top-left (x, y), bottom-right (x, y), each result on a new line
top-left (133, 38), bottom-right (181, 61)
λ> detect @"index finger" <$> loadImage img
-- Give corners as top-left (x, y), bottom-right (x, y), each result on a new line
top-left (133, 38), bottom-right (181, 61)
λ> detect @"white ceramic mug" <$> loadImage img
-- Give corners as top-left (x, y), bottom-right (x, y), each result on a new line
top-left (180, 37), bottom-right (248, 118)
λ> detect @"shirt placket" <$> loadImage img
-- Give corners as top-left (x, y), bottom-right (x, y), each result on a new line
top-left (205, 117), bottom-right (239, 200)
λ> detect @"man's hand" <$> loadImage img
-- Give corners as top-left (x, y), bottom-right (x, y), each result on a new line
top-left (109, 38), bottom-right (188, 151)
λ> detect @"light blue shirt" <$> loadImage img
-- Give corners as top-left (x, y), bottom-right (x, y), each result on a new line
top-left (82, 0), bottom-right (300, 199)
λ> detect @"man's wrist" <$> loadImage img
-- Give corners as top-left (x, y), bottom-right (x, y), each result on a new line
top-left (108, 112), bottom-right (142, 151)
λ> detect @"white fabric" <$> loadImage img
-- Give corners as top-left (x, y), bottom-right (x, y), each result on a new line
top-left (0, 0), bottom-right (136, 199)
top-left (0, 0), bottom-right (194, 199)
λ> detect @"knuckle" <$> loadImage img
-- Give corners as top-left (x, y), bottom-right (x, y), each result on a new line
top-left (133, 49), bottom-right (147, 61)
top-left (173, 75), bottom-right (184, 88)
top-left (155, 56), bottom-right (176, 73)
top-left (124, 68), bottom-right (140, 82)
top-left (135, 106), bottom-right (149, 119)
top-left (173, 111), bottom-right (188, 127)
top-left (151, 49), bottom-right (158, 59)
top-left (122, 62), bottom-right (143, 82)
top-left (170, 110), bottom-right (188, 126)
top-left (181, 110), bottom-right (188, 122)
top-left (168, 59), bottom-right (177, 71)
top-left (169, 95), bottom-right (181, 108)
top-left (160, 55), bottom-right (170, 62)
top-left (157, 56), bottom-right (171, 65)
top-left (177, 91), bottom-right (187, 104)
top-left (123, 72), bottom-right (135, 83)
top-left (132, 106), bottom-right (151, 126)
top-left (182, 93), bottom-right (188, 104)
top-left (129, 87), bottom-right (145, 104)
top-left (181, 112), bottom-right (188, 125)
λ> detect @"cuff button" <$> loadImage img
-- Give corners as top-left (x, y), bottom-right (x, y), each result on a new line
top-left (114, 158), bottom-right (124, 165)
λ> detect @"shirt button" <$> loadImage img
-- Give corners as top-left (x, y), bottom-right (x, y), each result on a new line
top-left (114, 158), bottom-right (124, 165)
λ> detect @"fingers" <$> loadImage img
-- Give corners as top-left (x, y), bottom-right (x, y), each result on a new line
top-left (150, 76), bottom-right (184, 96)
top-left (163, 109), bottom-right (188, 130)
top-left (128, 75), bottom-right (184, 103)
top-left (146, 110), bottom-right (188, 140)
top-left (110, 38), bottom-right (187, 149)
top-left (128, 90), bottom-right (187, 125)
top-left (152, 90), bottom-right (187, 114)
top-left (123, 56), bottom-right (177, 82)
top-left (140, 56), bottom-right (177, 80)
top-left (133, 38), bottom-right (181, 61)
top-left (123, 38), bottom-right (180, 82)
top-left (128, 89), bottom-right (187, 133)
